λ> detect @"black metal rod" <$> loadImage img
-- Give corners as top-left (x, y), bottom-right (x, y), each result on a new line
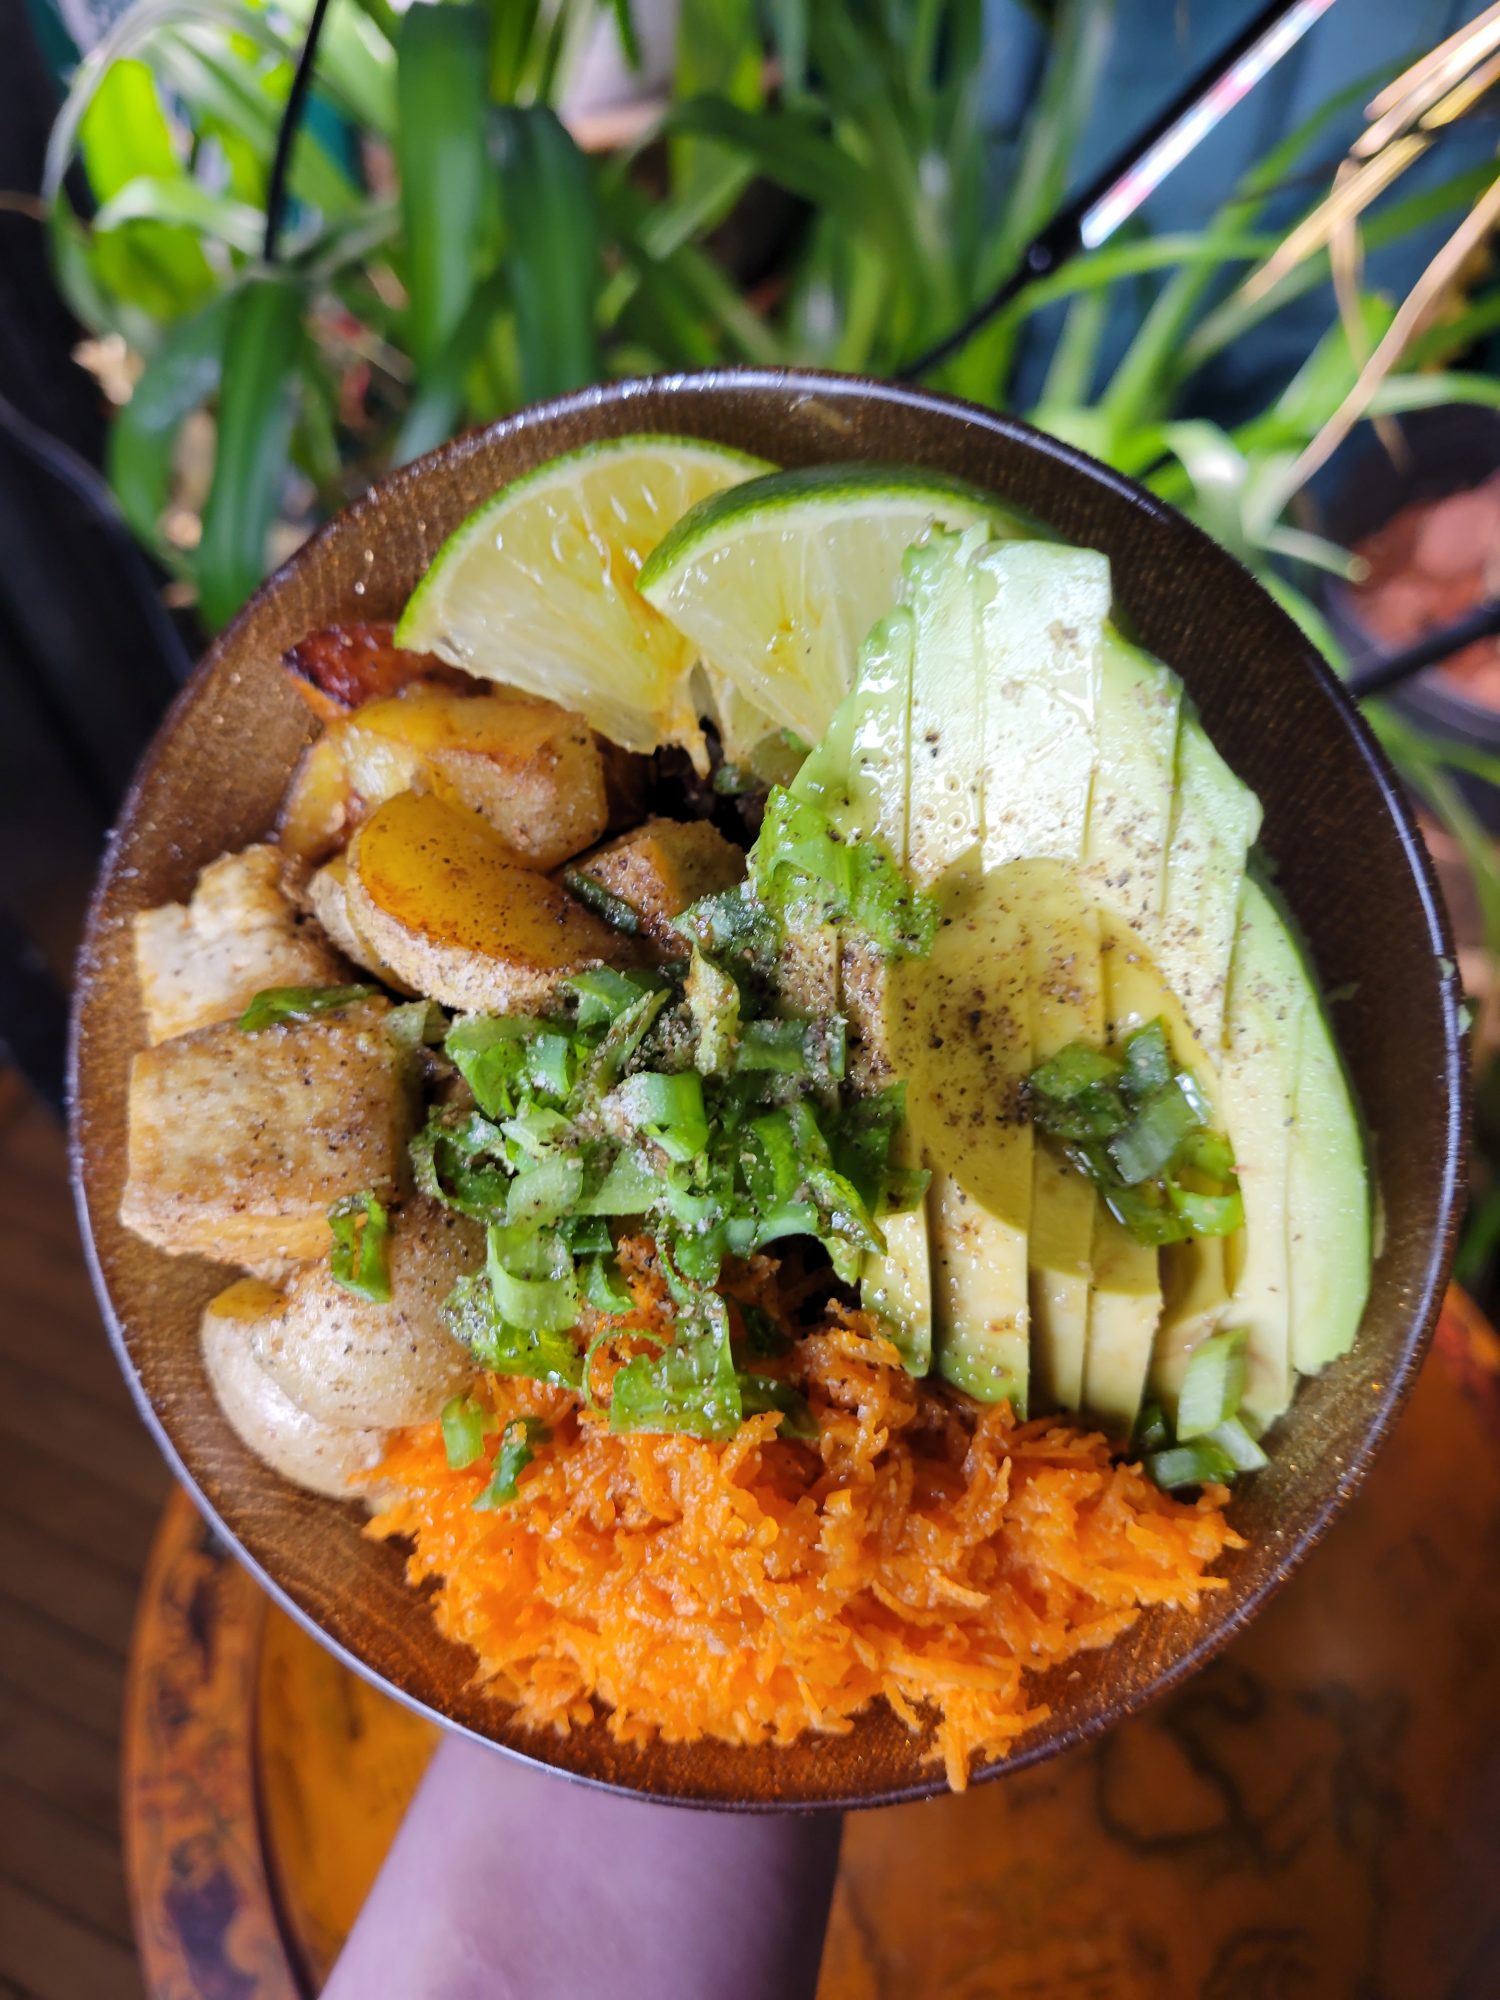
top-left (263, 0), bottom-right (335, 264)
top-left (1349, 598), bottom-right (1500, 700)
top-left (898, 0), bottom-right (1329, 381)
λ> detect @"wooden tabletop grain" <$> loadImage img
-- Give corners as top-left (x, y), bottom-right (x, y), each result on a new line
top-left (0, 1078), bottom-right (171, 2000)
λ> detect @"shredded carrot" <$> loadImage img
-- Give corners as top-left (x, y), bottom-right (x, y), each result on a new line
top-left (369, 1274), bottom-right (1243, 1790)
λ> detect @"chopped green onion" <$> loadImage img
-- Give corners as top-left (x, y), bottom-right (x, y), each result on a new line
top-left (1121, 1019), bottom-right (1172, 1096)
top-left (562, 867), bottom-right (642, 935)
top-left (610, 1071), bottom-right (709, 1164)
top-left (442, 1274), bottom-right (583, 1388)
top-left (441, 1393), bottom-right (494, 1469)
top-left (734, 1017), bottom-right (811, 1075)
top-left (486, 1224), bottom-right (578, 1333)
top-left (583, 1252), bottom-right (634, 1314)
top-left (506, 1155), bottom-right (585, 1230)
top-left (1030, 1042), bottom-right (1123, 1100)
top-left (1176, 1328), bottom-right (1249, 1440)
top-left (411, 1110), bottom-right (513, 1221)
top-left (1204, 1415), bottom-right (1269, 1473)
top-left (1167, 1184), bottom-right (1244, 1237)
top-left (327, 1190), bottom-right (392, 1303)
top-left (564, 968), bottom-right (667, 1029)
top-left (386, 999), bottom-right (448, 1053)
top-left (1133, 1400), bottom-right (1171, 1456)
top-left (575, 1148), bottom-right (659, 1217)
top-left (239, 983), bottom-right (377, 1032)
top-left (473, 1417), bottom-right (549, 1509)
top-left (685, 949), bottom-right (740, 1075)
top-left (444, 1015), bottom-right (537, 1119)
top-left (500, 1106), bottom-right (576, 1158)
top-left (1145, 1439), bottom-right (1239, 1490)
top-left (1108, 1080), bottom-right (1200, 1185)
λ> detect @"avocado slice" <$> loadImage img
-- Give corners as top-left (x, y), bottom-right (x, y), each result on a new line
top-left (1083, 1212), bottom-right (1162, 1435)
top-left (1275, 891), bottom-right (1372, 1376)
top-left (1207, 878), bottom-right (1305, 1420)
top-left (1160, 714), bottom-right (1263, 1054)
top-left (1082, 630), bottom-right (1180, 937)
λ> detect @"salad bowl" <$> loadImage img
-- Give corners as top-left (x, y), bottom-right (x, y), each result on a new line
top-left (70, 369), bottom-right (1466, 1808)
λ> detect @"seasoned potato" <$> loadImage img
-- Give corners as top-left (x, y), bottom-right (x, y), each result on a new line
top-left (251, 1197), bottom-right (480, 1427)
top-left (133, 844), bottom-right (347, 1044)
top-left (305, 855), bottom-right (416, 992)
top-left (202, 1280), bottom-right (390, 1500)
top-left (278, 732), bottom-right (351, 866)
top-left (566, 817), bottom-right (744, 947)
top-left (120, 1002), bottom-right (413, 1267)
top-left (283, 621), bottom-right (475, 721)
top-left (346, 791), bottom-right (626, 1015)
top-left (340, 686), bottom-right (608, 869)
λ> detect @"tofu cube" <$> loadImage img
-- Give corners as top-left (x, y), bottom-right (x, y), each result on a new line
top-left (566, 817), bottom-right (744, 946)
top-left (120, 1004), bottom-right (413, 1268)
top-left (133, 844), bottom-right (346, 1044)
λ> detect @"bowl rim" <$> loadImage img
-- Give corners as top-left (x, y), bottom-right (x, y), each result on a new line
top-left (69, 365), bottom-right (1469, 1810)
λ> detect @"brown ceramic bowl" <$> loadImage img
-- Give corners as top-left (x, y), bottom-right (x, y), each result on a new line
top-left (71, 371), bottom-right (1467, 1810)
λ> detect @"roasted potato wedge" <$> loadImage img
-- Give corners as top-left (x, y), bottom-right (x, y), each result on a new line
top-left (283, 621), bottom-right (474, 721)
top-left (202, 1280), bottom-right (390, 1500)
top-left (346, 791), bottom-right (626, 1015)
top-left (340, 686), bottom-right (609, 870)
top-left (251, 1197), bottom-right (479, 1427)
top-left (133, 844), bottom-right (347, 1044)
top-left (305, 855), bottom-right (417, 992)
top-left (120, 1001), bottom-right (413, 1267)
top-left (565, 817), bottom-right (744, 948)
top-left (277, 732), bottom-right (352, 866)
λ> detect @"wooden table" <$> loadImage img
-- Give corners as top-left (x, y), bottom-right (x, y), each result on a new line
top-left (121, 1294), bottom-right (1500, 2000)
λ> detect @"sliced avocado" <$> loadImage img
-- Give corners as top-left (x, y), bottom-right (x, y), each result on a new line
top-left (1025, 887), bottom-right (1105, 1414)
top-left (1082, 629), bottom-right (1180, 938)
top-left (904, 529), bottom-right (988, 881)
top-left (892, 857), bottom-right (1033, 1408)
top-left (1153, 1237), bottom-right (1230, 1410)
top-left (1159, 714), bottom-right (1263, 1054)
top-left (862, 1133), bottom-right (934, 1375)
top-left (975, 543), bottom-right (1110, 869)
top-left (1275, 892), bottom-right (1372, 1376)
top-left (1083, 1211), bottom-right (1161, 1437)
top-left (1210, 878), bottom-right (1306, 1420)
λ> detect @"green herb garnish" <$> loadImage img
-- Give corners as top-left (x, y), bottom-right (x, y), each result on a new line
top-left (440, 1392), bottom-right (495, 1469)
top-left (473, 1417), bottom-right (550, 1509)
top-left (327, 1190), bottom-right (391, 1303)
top-left (562, 867), bottom-right (643, 935)
top-left (1027, 1019), bottom-right (1242, 1247)
top-left (239, 983), bottom-right (377, 1032)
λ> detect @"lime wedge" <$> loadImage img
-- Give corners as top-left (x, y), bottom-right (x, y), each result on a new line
top-left (637, 462), bottom-right (1023, 749)
top-left (396, 434), bottom-right (771, 762)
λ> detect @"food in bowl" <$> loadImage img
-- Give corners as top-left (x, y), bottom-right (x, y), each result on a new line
top-left (117, 437), bottom-right (1370, 1787)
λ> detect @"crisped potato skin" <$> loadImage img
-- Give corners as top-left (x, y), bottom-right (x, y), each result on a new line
top-left (305, 855), bottom-right (416, 992)
top-left (570, 817), bottom-right (744, 946)
top-left (283, 621), bottom-right (474, 720)
top-left (277, 733), bottom-right (350, 866)
top-left (133, 844), bottom-right (346, 1043)
top-left (202, 1280), bottom-right (390, 1500)
top-left (347, 791), bottom-right (627, 1015)
top-left (252, 1197), bottom-right (480, 1426)
top-left (121, 1003), bottom-right (413, 1267)
top-left (340, 686), bottom-right (609, 870)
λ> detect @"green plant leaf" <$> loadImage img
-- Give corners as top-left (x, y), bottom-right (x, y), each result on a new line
top-left (93, 174), bottom-right (266, 254)
top-left (672, 0), bottom-right (762, 214)
top-left (397, 2), bottom-right (489, 374)
top-left (107, 291), bottom-right (230, 557)
top-left (195, 270), bottom-right (305, 629)
top-left (77, 57), bottom-right (216, 319)
top-left (660, 95), bottom-right (869, 222)
top-left (489, 105), bottom-right (601, 403)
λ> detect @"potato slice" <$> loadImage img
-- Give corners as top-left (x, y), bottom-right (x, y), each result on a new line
top-left (283, 621), bottom-right (475, 721)
top-left (251, 1197), bottom-right (480, 1427)
top-left (121, 1001), bottom-right (413, 1267)
top-left (278, 731), bottom-right (352, 866)
top-left (305, 855), bottom-right (416, 993)
top-left (133, 844), bottom-right (347, 1044)
top-left (202, 1280), bottom-right (390, 1500)
top-left (565, 816), bottom-right (744, 948)
top-left (346, 791), bottom-right (625, 1014)
top-left (341, 686), bottom-right (608, 869)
